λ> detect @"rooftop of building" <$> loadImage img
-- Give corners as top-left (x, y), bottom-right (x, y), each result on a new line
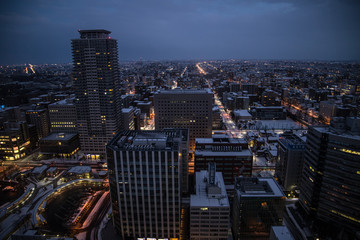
top-left (76, 29), bottom-right (112, 40)
top-left (54, 94), bottom-right (69, 97)
top-left (121, 94), bottom-right (136, 99)
top-left (155, 88), bottom-right (213, 95)
top-left (253, 119), bottom-right (303, 130)
top-left (313, 117), bottom-right (360, 140)
top-left (46, 167), bottom-right (57, 173)
top-left (121, 107), bottom-right (134, 113)
top-left (78, 29), bottom-right (111, 34)
top-left (49, 98), bottom-right (75, 106)
top-left (136, 101), bottom-right (152, 106)
top-left (32, 165), bottom-right (48, 174)
top-left (196, 134), bottom-right (247, 145)
top-left (40, 132), bottom-right (78, 141)
top-left (234, 110), bottom-right (252, 117)
top-left (285, 204), bottom-right (314, 239)
top-left (195, 149), bottom-right (252, 157)
top-left (190, 170), bottom-right (229, 207)
top-left (279, 132), bottom-right (306, 147)
top-left (68, 166), bottom-right (91, 174)
top-left (235, 177), bottom-right (285, 198)
top-left (252, 106), bottom-right (285, 110)
top-left (107, 129), bottom-right (188, 151)
top-left (26, 109), bottom-right (46, 113)
top-left (271, 226), bottom-right (294, 240)
top-left (241, 83), bottom-right (258, 86)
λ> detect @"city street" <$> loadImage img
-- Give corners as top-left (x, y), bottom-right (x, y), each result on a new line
top-left (197, 61), bottom-right (243, 138)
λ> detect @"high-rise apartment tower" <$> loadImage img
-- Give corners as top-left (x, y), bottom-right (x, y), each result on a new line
top-left (72, 29), bottom-right (121, 158)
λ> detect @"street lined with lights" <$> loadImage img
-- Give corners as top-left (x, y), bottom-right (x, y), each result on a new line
top-left (197, 62), bottom-right (243, 138)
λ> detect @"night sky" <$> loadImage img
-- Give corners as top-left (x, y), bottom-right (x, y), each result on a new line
top-left (1, 0), bottom-right (359, 64)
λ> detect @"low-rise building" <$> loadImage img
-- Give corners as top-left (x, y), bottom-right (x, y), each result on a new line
top-left (32, 165), bottom-right (49, 179)
top-left (46, 167), bottom-right (59, 178)
top-left (234, 110), bottom-right (252, 122)
top-left (67, 166), bottom-right (91, 179)
top-left (39, 132), bottom-right (79, 158)
top-left (250, 106), bottom-right (287, 120)
top-left (0, 122), bottom-right (33, 161)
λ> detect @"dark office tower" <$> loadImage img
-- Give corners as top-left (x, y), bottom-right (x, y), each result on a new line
top-left (26, 109), bottom-right (50, 140)
top-left (106, 129), bottom-right (189, 240)
top-left (299, 117), bottom-right (360, 238)
top-left (154, 89), bottom-right (213, 173)
top-left (276, 132), bottom-right (305, 192)
top-left (72, 29), bottom-right (121, 159)
top-left (232, 177), bottom-right (285, 239)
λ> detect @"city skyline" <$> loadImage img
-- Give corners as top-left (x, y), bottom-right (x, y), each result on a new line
top-left (0, 0), bottom-right (360, 236)
top-left (1, 50), bottom-right (359, 239)
top-left (1, 0), bottom-right (360, 65)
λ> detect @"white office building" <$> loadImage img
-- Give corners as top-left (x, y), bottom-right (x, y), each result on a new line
top-left (190, 163), bottom-right (230, 240)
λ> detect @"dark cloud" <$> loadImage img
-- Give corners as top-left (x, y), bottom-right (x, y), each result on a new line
top-left (0, 0), bottom-right (359, 64)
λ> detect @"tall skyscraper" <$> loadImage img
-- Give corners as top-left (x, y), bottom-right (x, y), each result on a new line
top-left (299, 117), bottom-right (360, 238)
top-left (72, 29), bottom-right (121, 159)
top-left (106, 129), bottom-right (189, 239)
top-left (154, 88), bottom-right (213, 173)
